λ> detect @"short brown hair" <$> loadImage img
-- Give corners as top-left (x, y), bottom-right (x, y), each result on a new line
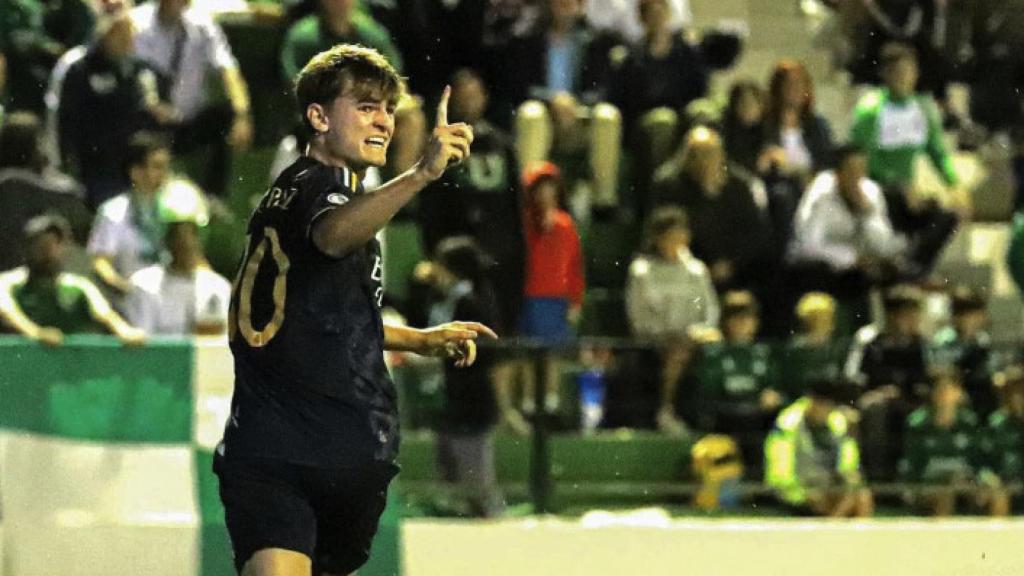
top-left (642, 206), bottom-right (689, 254)
top-left (294, 44), bottom-right (405, 134)
top-left (880, 42), bottom-right (917, 69)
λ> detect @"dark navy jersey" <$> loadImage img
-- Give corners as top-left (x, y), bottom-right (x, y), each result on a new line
top-left (220, 155), bottom-right (398, 467)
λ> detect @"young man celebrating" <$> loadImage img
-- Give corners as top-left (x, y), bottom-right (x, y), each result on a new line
top-left (214, 44), bottom-right (493, 576)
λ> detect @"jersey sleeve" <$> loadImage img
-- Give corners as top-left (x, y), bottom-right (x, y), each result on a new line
top-left (302, 166), bottom-right (362, 244)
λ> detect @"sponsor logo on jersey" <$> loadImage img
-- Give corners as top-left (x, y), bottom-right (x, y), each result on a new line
top-left (327, 192), bottom-right (350, 206)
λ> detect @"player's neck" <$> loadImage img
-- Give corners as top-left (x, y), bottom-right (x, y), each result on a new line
top-left (305, 143), bottom-right (367, 179)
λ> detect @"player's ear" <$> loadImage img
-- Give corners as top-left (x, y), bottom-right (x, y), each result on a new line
top-left (306, 103), bottom-right (329, 134)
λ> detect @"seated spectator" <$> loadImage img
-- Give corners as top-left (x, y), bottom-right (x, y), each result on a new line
top-left (765, 379), bottom-right (873, 517)
top-left (720, 80), bottom-right (766, 175)
top-left (125, 181), bottom-right (230, 336)
top-left (520, 161), bottom-right (584, 414)
top-left (652, 126), bottom-right (773, 293)
top-left (280, 0), bottom-right (403, 84)
top-left (626, 206), bottom-right (719, 434)
top-left (49, 0), bottom-right (169, 208)
top-left (983, 366), bottom-right (1024, 509)
top-left (608, 0), bottom-right (709, 208)
top-left (418, 68), bottom-right (524, 332)
top-left (586, 0), bottom-right (691, 44)
top-left (780, 292), bottom-right (849, 399)
top-left (930, 286), bottom-right (996, 417)
top-left (846, 284), bottom-right (930, 480)
top-left (0, 111), bottom-right (90, 273)
top-left (0, 213), bottom-right (144, 346)
top-left (510, 0), bottom-right (623, 218)
top-left (410, 237), bottom-right (509, 517)
top-left (0, 0), bottom-right (65, 113)
top-left (130, 0), bottom-right (253, 198)
top-left (696, 291), bottom-right (782, 477)
top-left (760, 60), bottom-right (834, 183)
top-left (850, 42), bottom-right (959, 277)
top-left (789, 144), bottom-right (906, 296)
top-left (87, 132), bottom-right (172, 298)
top-left (900, 370), bottom-right (1008, 517)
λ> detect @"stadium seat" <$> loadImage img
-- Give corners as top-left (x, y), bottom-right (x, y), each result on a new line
top-left (579, 288), bottom-right (629, 337)
top-left (580, 221), bottom-right (641, 289)
top-left (383, 221), bottom-right (425, 302)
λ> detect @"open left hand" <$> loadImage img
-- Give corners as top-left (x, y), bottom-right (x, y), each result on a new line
top-left (422, 321), bottom-right (498, 368)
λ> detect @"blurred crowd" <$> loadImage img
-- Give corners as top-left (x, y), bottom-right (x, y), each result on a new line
top-left (2, 0), bottom-right (1024, 518)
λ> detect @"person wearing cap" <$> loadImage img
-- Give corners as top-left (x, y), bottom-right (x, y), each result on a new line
top-left (0, 213), bottom-right (145, 346)
top-left (47, 0), bottom-right (171, 209)
top-left (520, 160), bottom-right (584, 414)
top-left (124, 180), bottom-right (230, 336)
top-left (765, 378), bottom-right (873, 517)
top-left (87, 131), bottom-right (172, 297)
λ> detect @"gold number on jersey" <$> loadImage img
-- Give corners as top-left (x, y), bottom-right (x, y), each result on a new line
top-left (230, 227), bottom-right (290, 347)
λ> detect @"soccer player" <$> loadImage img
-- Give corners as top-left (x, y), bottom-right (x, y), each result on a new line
top-left (213, 44), bottom-right (494, 576)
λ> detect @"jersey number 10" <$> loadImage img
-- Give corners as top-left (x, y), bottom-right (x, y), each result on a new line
top-left (228, 228), bottom-right (291, 347)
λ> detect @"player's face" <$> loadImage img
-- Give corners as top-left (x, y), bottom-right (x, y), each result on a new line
top-left (321, 92), bottom-right (396, 171)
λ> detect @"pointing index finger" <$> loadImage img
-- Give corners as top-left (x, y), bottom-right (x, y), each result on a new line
top-left (436, 85), bottom-right (450, 128)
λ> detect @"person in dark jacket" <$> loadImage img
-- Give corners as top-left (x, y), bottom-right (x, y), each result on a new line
top-left (760, 59), bottom-right (834, 183)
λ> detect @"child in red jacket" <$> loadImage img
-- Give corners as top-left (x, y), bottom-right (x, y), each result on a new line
top-left (521, 161), bottom-right (585, 340)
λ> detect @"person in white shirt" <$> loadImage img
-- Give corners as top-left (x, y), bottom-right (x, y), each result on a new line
top-left (130, 0), bottom-right (253, 197)
top-left (626, 206), bottom-right (720, 435)
top-left (125, 178), bottom-right (230, 336)
top-left (789, 144), bottom-right (906, 286)
top-left (88, 132), bottom-right (172, 298)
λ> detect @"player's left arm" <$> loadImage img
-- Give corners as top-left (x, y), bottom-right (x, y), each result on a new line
top-left (383, 321), bottom-right (497, 368)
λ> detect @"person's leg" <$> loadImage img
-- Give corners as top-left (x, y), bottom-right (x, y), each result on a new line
top-left (854, 488), bottom-right (875, 517)
top-left (243, 549), bottom-right (313, 576)
top-left (452, 432), bottom-right (504, 517)
top-left (656, 341), bottom-right (692, 435)
top-left (515, 100), bottom-right (552, 168)
top-left (589, 102), bottom-right (622, 210)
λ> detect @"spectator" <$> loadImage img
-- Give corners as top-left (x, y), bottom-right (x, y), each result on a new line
top-left (0, 0), bottom-right (64, 113)
top-left (412, 237), bottom-right (509, 517)
top-left (788, 144), bottom-right (906, 296)
top-left (520, 161), bottom-right (584, 414)
top-left (900, 370), bottom-right (1008, 516)
top-left (521, 160), bottom-right (584, 342)
top-left (765, 379), bottom-right (873, 517)
top-left (0, 111), bottom-right (90, 273)
top-left (418, 68), bottom-right (524, 335)
top-left (696, 291), bottom-right (782, 477)
top-left (846, 284), bottom-right (929, 480)
top-left (982, 366), bottom-right (1024, 507)
top-left (87, 132), bottom-right (171, 298)
top-left (720, 80), bottom-right (766, 175)
top-left (130, 0), bottom-right (253, 198)
top-left (930, 286), bottom-right (996, 418)
top-left (761, 60), bottom-right (834, 182)
top-left (510, 0), bottom-right (623, 216)
top-left (652, 126), bottom-right (773, 293)
top-left (850, 42), bottom-right (959, 277)
top-left (626, 206), bottom-right (719, 434)
top-left (280, 0), bottom-right (403, 83)
top-left (781, 292), bottom-right (849, 399)
top-left (849, 0), bottom-right (950, 97)
top-left (50, 1), bottom-right (169, 208)
top-left (608, 0), bottom-right (707, 129)
top-left (959, 0), bottom-right (1024, 133)
top-left (124, 180), bottom-right (229, 336)
top-left (0, 213), bottom-right (144, 346)
top-left (586, 0), bottom-right (691, 44)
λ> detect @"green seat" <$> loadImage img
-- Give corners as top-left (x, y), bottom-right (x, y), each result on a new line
top-left (383, 222), bottom-right (425, 302)
top-left (580, 221), bottom-right (640, 289)
top-left (579, 288), bottom-right (629, 337)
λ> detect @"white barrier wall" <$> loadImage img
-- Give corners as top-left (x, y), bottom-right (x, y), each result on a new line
top-left (403, 515), bottom-right (1024, 576)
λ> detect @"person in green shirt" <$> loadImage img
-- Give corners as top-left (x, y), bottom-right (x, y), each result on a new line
top-left (929, 286), bottom-right (996, 417)
top-left (982, 366), bottom-right (1024, 511)
top-left (899, 370), bottom-right (1008, 516)
top-left (765, 378), bottom-right (872, 517)
top-left (0, 213), bottom-right (144, 347)
top-left (279, 0), bottom-right (404, 83)
top-left (850, 42), bottom-right (960, 278)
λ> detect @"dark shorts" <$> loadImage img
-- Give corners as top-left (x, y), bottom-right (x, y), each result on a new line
top-left (213, 451), bottom-right (399, 574)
